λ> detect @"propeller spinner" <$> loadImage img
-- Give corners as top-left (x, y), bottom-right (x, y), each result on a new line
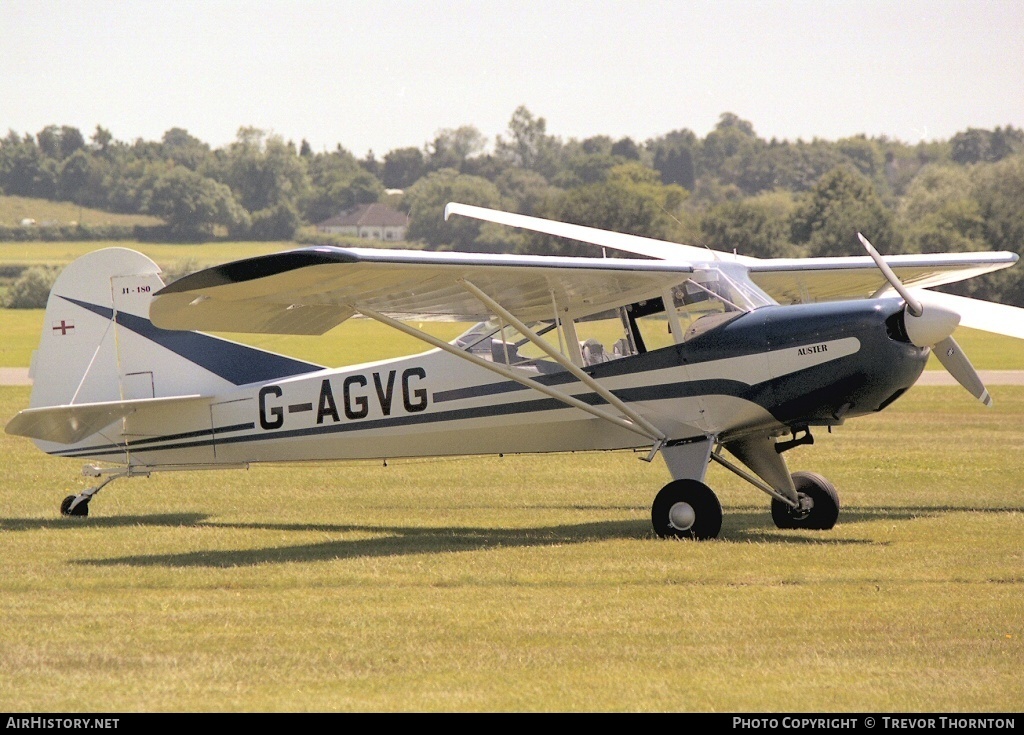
top-left (858, 233), bottom-right (992, 407)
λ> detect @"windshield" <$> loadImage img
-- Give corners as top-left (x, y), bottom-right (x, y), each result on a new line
top-left (672, 263), bottom-right (776, 314)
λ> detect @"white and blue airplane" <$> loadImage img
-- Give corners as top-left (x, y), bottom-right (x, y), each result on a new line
top-left (6, 203), bottom-right (1024, 539)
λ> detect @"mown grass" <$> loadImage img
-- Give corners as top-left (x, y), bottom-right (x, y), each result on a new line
top-left (1, 382), bottom-right (1021, 712)
top-left (0, 196), bottom-right (162, 227)
top-left (0, 239), bottom-right (294, 271)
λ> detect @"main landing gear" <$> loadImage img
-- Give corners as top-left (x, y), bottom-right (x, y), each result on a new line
top-left (770, 471), bottom-right (840, 530)
top-left (650, 433), bottom-right (841, 540)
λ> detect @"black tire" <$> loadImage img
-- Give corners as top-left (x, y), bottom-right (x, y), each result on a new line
top-left (652, 479), bottom-right (723, 540)
top-left (771, 471), bottom-right (839, 530)
top-left (60, 495), bottom-right (89, 517)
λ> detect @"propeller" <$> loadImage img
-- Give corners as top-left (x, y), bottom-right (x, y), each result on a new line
top-left (858, 233), bottom-right (992, 407)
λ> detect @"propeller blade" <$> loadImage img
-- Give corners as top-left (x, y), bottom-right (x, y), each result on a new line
top-left (856, 236), bottom-right (996, 407)
top-left (933, 336), bottom-right (992, 407)
top-left (857, 233), bottom-right (924, 316)
top-left (910, 290), bottom-right (1024, 341)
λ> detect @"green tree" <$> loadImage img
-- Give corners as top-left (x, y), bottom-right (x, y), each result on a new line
top-left (144, 165), bottom-right (250, 240)
top-left (950, 126), bottom-right (1024, 164)
top-left (57, 149), bottom-right (97, 203)
top-left (836, 136), bottom-right (884, 181)
top-left (403, 168), bottom-right (502, 249)
top-left (790, 166), bottom-right (898, 256)
top-left (90, 125), bottom-right (114, 155)
top-left (610, 137), bottom-right (641, 160)
top-left (930, 155), bottom-right (1024, 306)
top-left (211, 127), bottom-right (310, 213)
top-left (972, 155), bottom-right (1024, 305)
top-left (551, 142), bottom-right (622, 188)
top-left (381, 146), bottom-right (425, 189)
top-left (700, 193), bottom-right (796, 258)
top-left (534, 162), bottom-right (688, 256)
top-left (34, 125), bottom-right (84, 160)
top-left (494, 168), bottom-right (558, 216)
top-left (302, 147), bottom-right (384, 224)
top-left (249, 201), bottom-right (302, 240)
top-left (700, 113), bottom-right (759, 181)
top-left (0, 132), bottom-right (55, 198)
top-left (426, 126), bottom-right (487, 171)
top-left (495, 106), bottom-right (561, 178)
top-left (3, 266), bottom-right (58, 309)
top-left (161, 128), bottom-right (211, 170)
top-left (899, 165), bottom-right (985, 253)
top-left (649, 129), bottom-right (698, 190)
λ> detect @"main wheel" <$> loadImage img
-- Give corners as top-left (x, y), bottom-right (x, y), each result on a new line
top-left (652, 479), bottom-right (723, 540)
top-left (60, 495), bottom-right (89, 517)
top-left (771, 471), bottom-right (839, 530)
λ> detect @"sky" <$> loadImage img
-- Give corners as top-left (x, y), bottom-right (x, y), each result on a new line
top-left (3, 0), bottom-right (1023, 157)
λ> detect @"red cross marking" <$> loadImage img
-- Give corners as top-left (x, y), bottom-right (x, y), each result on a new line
top-left (52, 320), bottom-right (75, 336)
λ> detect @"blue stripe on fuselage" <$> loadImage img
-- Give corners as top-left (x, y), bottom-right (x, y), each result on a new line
top-left (61, 296), bottom-right (323, 385)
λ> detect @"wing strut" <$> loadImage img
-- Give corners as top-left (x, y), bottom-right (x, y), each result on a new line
top-left (352, 304), bottom-right (662, 442)
top-left (457, 279), bottom-right (668, 444)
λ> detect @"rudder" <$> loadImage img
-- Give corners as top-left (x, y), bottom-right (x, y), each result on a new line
top-left (30, 248), bottom-right (323, 410)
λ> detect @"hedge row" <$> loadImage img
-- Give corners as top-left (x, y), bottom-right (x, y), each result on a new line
top-left (0, 223), bottom-right (139, 241)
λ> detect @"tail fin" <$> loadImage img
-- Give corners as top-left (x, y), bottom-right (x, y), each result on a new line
top-left (29, 248), bottom-right (323, 410)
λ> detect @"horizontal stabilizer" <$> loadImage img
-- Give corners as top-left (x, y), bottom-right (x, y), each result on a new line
top-left (5, 394), bottom-right (207, 445)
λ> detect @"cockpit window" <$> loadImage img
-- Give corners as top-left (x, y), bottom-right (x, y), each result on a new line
top-left (635, 264), bottom-right (776, 350)
top-left (453, 319), bottom-right (565, 373)
top-left (453, 264), bottom-right (777, 367)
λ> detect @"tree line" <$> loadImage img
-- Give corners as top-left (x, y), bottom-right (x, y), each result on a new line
top-left (2, 108), bottom-right (1023, 305)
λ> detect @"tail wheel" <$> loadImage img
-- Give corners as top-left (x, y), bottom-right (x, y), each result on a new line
top-left (60, 495), bottom-right (89, 517)
top-left (652, 479), bottom-right (723, 540)
top-left (771, 471), bottom-right (839, 530)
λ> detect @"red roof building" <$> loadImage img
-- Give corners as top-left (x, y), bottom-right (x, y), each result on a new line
top-left (316, 203), bottom-right (409, 241)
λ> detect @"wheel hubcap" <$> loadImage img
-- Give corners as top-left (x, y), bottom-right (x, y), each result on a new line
top-left (791, 492), bottom-right (813, 520)
top-left (668, 501), bottom-right (696, 531)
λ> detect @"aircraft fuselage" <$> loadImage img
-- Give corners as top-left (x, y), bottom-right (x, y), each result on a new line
top-left (42, 298), bottom-right (927, 470)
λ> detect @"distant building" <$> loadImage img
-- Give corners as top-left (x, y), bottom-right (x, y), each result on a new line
top-left (316, 203), bottom-right (409, 241)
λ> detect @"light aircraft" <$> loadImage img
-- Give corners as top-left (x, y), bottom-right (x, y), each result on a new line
top-left (6, 203), bottom-right (1024, 539)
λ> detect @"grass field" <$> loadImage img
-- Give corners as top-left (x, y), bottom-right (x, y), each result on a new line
top-left (0, 386), bottom-right (1020, 712)
top-left (1, 382), bottom-right (1022, 710)
top-left (0, 196), bottom-right (162, 227)
top-left (0, 239), bottom-right (294, 271)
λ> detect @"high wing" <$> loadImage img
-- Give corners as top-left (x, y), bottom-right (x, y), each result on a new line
top-left (150, 247), bottom-right (695, 335)
top-left (746, 253), bottom-right (1018, 305)
top-left (152, 203), bottom-right (1021, 340)
top-left (444, 203), bottom-right (1019, 305)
